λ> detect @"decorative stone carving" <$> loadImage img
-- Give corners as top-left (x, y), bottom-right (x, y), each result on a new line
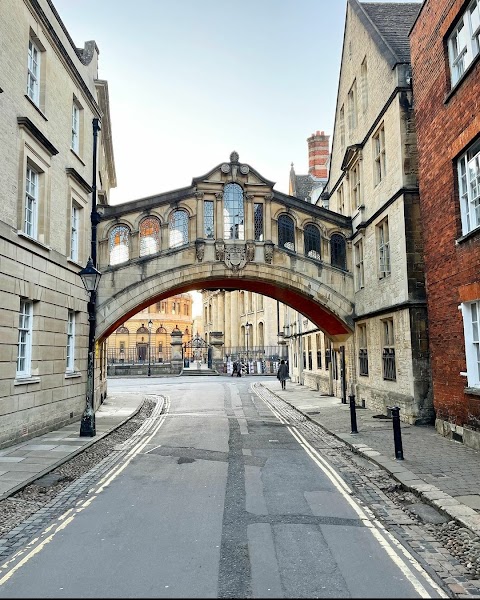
top-left (194, 191), bottom-right (204, 200)
top-left (264, 193), bottom-right (274, 201)
top-left (215, 239), bottom-right (225, 261)
top-left (246, 241), bottom-right (255, 262)
top-left (221, 163), bottom-right (230, 173)
top-left (195, 239), bottom-right (205, 262)
top-left (264, 241), bottom-right (274, 264)
top-left (215, 192), bottom-right (223, 201)
top-left (230, 151), bottom-right (239, 163)
top-left (240, 164), bottom-right (249, 175)
top-left (245, 193), bottom-right (254, 202)
top-left (224, 245), bottom-right (247, 272)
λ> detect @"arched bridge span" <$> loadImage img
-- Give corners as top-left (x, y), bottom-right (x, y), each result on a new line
top-left (96, 152), bottom-right (354, 343)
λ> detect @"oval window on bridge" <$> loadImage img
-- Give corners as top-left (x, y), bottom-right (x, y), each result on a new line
top-left (223, 183), bottom-right (244, 240)
top-left (140, 217), bottom-right (160, 256)
top-left (278, 214), bottom-right (295, 251)
top-left (109, 225), bottom-right (130, 265)
top-left (304, 224), bottom-right (321, 260)
top-left (169, 210), bottom-right (189, 248)
top-left (331, 233), bottom-right (347, 270)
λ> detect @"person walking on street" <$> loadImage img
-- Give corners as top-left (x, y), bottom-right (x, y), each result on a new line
top-left (277, 359), bottom-right (288, 390)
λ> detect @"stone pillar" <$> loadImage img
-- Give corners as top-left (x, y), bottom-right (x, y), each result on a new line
top-left (170, 328), bottom-right (183, 374)
top-left (131, 231), bottom-right (140, 260)
top-left (161, 222), bottom-right (169, 251)
top-left (210, 331), bottom-right (224, 372)
top-left (212, 293), bottom-right (219, 332)
top-left (264, 193), bottom-right (273, 241)
top-left (215, 192), bottom-right (223, 239)
top-left (224, 292), bottom-right (231, 348)
top-left (245, 193), bottom-right (254, 240)
top-left (217, 292), bottom-right (225, 336)
top-left (195, 192), bottom-right (204, 239)
top-left (231, 291), bottom-right (239, 348)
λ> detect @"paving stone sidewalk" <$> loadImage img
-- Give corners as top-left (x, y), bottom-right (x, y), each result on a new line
top-left (261, 379), bottom-right (480, 537)
top-left (0, 391), bottom-right (145, 501)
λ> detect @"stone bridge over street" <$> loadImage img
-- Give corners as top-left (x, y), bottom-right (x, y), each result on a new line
top-left (95, 152), bottom-right (354, 344)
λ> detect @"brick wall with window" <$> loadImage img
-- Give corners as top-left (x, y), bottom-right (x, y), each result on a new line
top-left (410, 0), bottom-right (480, 425)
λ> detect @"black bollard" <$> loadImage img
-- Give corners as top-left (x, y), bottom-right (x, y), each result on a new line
top-left (349, 394), bottom-right (358, 434)
top-left (389, 406), bottom-right (404, 460)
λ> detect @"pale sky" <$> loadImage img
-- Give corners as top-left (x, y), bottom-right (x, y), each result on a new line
top-left (52, 0), bottom-right (418, 315)
top-left (52, 0), bottom-right (418, 206)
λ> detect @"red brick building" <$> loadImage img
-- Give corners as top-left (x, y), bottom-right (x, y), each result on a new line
top-left (410, 0), bottom-right (480, 440)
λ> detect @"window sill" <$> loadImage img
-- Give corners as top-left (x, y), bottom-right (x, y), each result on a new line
top-left (70, 148), bottom-right (85, 166)
top-left (67, 258), bottom-right (84, 269)
top-left (456, 226), bottom-right (480, 245)
top-left (465, 387), bottom-right (480, 397)
top-left (14, 376), bottom-right (40, 386)
top-left (24, 95), bottom-right (47, 120)
top-left (17, 231), bottom-right (51, 251)
top-left (65, 371), bottom-right (82, 379)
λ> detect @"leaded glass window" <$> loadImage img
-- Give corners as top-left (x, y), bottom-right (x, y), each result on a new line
top-left (204, 200), bottom-right (214, 239)
top-left (331, 234), bottom-right (346, 270)
top-left (278, 214), bottom-right (295, 251)
top-left (169, 210), bottom-right (189, 248)
top-left (304, 224), bottom-right (321, 260)
top-left (254, 203), bottom-right (264, 241)
top-left (223, 183), bottom-right (244, 240)
top-left (110, 225), bottom-right (130, 265)
top-left (139, 217), bottom-right (160, 256)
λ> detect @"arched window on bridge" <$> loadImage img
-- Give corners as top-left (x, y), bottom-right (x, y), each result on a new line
top-left (109, 225), bottom-right (130, 265)
top-left (139, 217), bottom-right (160, 256)
top-left (169, 210), bottom-right (189, 248)
top-left (278, 214), bottom-right (295, 251)
top-left (331, 233), bottom-right (347, 270)
top-left (304, 224), bottom-right (321, 260)
top-left (223, 183), bottom-right (244, 240)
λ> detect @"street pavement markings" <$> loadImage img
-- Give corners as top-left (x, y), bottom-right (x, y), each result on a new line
top-left (253, 384), bottom-right (448, 600)
top-left (0, 396), bottom-right (171, 587)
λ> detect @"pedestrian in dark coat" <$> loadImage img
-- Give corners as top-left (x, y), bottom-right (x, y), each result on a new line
top-left (277, 359), bottom-right (289, 390)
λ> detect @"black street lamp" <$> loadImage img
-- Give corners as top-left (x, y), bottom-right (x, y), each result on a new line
top-left (148, 319), bottom-right (153, 376)
top-left (79, 257), bottom-right (101, 437)
top-left (245, 321), bottom-right (251, 374)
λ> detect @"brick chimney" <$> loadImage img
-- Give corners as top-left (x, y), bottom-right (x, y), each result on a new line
top-left (307, 130), bottom-right (329, 179)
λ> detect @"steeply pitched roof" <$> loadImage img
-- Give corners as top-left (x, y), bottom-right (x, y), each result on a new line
top-left (350, 1), bottom-right (421, 67)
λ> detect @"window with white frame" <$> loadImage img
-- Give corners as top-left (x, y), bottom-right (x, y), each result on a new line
top-left (66, 310), bottom-right (75, 372)
top-left (25, 165), bottom-right (39, 239)
top-left (354, 238), bottom-right (364, 290)
top-left (17, 299), bottom-right (33, 378)
top-left (27, 38), bottom-right (40, 105)
top-left (348, 80), bottom-right (357, 130)
top-left (358, 322), bottom-right (368, 376)
top-left (350, 162), bottom-right (361, 209)
top-left (339, 106), bottom-right (345, 149)
top-left (377, 218), bottom-right (391, 278)
top-left (373, 125), bottom-right (386, 185)
top-left (448, 0), bottom-right (480, 87)
top-left (458, 137), bottom-right (480, 235)
top-left (462, 300), bottom-right (480, 388)
top-left (361, 58), bottom-right (368, 113)
top-left (71, 102), bottom-right (80, 154)
top-left (337, 184), bottom-right (345, 214)
top-left (70, 204), bottom-right (79, 262)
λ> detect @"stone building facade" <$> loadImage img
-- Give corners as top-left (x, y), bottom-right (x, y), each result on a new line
top-left (409, 0), bottom-right (480, 441)
top-left (286, 0), bottom-right (433, 424)
top-left (0, 0), bottom-right (116, 447)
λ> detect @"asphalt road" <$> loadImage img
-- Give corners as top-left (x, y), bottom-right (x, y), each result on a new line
top-left (0, 376), bottom-right (447, 598)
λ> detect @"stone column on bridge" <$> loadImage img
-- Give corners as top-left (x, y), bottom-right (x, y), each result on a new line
top-left (245, 193), bottom-right (254, 240)
top-left (170, 327), bottom-right (184, 374)
top-left (131, 230), bottom-right (140, 260)
top-left (161, 222), bottom-right (169, 251)
top-left (264, 193), bottom-right (273, 241)
top-left (195, 192), bottom-right (204, 239)
top-left (215, 192), bottom-right (223, 239)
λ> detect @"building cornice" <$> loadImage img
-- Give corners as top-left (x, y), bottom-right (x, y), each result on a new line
top-left (353, 299), bottom-right (427, 322)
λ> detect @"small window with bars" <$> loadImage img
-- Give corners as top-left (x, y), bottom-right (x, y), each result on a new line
top-left (382, 318), bottom-right (396, 381)
top-left (358, 323), bottom-right (368, 376)
top-left (204, 200), bottom-right (214, 239)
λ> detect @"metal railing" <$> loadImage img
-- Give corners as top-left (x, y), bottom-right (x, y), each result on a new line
top-left (107, 346), bottom-right (172, 365)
